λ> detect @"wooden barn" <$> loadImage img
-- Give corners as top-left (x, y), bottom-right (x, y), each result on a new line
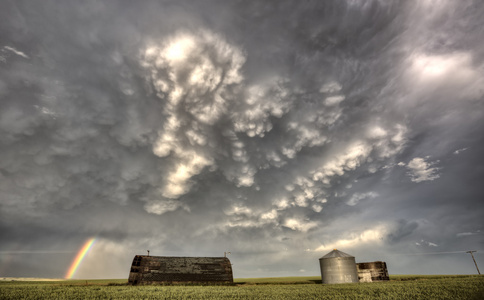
top-left (128, 255), bottom-right (233, 285)
top-left (356, 261), bottom-right (390, 282)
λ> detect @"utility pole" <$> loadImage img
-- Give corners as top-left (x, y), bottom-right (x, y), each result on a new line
top-left (466, 251), bottom-right (480, 275)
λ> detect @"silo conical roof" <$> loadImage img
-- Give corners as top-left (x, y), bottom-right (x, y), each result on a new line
top-left (319, 249), bottom-right (354, 259)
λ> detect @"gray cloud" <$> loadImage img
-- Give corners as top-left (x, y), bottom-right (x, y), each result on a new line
top-left (1, 0), bottom-right (483, 278)
top-left (387, 220), bottom-right (420, 244)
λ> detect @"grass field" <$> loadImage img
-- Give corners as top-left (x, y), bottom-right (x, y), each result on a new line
top-left (1, 275), bottom-right (482, 299)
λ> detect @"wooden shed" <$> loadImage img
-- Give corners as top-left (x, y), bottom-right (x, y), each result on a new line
top-left (128, 255), bottom-right (233, 285)
top-left (356, 261), bottom-right (389, 282)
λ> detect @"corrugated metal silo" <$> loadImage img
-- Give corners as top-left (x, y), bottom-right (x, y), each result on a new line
top-left (319, 249), bottom-right (359, 284)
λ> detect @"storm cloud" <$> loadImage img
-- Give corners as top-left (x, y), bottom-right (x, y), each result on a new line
top-left (1, 0), bottom-right (483, 279)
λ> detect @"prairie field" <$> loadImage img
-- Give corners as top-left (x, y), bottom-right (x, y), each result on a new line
top-left (0, 275), bottom-right (482, 299)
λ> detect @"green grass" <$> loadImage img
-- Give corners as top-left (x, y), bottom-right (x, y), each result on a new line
top-left (235, 276), bottom-right (321, 284)
top-left (389, 274), bottom-right (479, 281)
top-left (1, 275), bottom-right (482, 299)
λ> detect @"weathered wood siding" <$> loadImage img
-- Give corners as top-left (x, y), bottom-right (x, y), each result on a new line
top-left (128, 255), bottom-right (233, 284)
top-left (356, 261), bottom-right (389, 281)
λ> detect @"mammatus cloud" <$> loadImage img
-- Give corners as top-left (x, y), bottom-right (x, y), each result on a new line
top-left (346, 192), bottom-right (379, 206)
top-left (142, 30), bottom-right (245, 201)
top-left (401, 157), bottom-right (440, 183)
top-left (137, 27), bottom-right (410, 219)
top-left (1, 0), bottom-right (483, 279)
top-left (144, 199), bottom-right (190, 215)
top-left (140, 31), bottom-right (293, 203)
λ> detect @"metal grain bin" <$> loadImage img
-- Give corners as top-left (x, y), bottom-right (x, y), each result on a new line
top-left (319, 249), bottom-right (359, 284)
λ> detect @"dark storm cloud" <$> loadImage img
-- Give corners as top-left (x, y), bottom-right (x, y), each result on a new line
top-left (387, 219), bottom-right (419, 244)
top-left (1, 0), bottom-right (483, 278)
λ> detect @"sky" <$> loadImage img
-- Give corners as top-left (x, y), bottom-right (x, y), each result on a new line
top-left (1, 0), bottom-right (483, 279)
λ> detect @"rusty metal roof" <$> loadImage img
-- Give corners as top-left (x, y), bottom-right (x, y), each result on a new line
top-left (319, 249), bottom-right (354, 259)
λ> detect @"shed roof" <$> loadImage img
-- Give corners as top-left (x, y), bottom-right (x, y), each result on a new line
top-left (319, 249), bottom-right (354, 259)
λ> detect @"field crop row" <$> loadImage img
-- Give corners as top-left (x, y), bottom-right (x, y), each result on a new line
top-left (0, 275), bottom-right (482, 299)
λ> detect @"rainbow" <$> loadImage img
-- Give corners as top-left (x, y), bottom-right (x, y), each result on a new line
top-left (65, 238), bottom-right (96, 279)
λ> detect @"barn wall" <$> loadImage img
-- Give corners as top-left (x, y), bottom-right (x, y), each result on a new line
top-left (357, 269), bottom-right (372, 282)
top-left (128, 256), bottom-right (233, 284)
top-left (356, 261), bottom-right (389, 281)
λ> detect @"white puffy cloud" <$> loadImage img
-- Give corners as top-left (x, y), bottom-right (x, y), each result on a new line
top-left (415, 239), bottom-right (438, 247)
top-left (405, 52), bottom-right (484, 99)
top-left (3, 46), bottom-right (30, 59)
top-left (319, 81), bottom-right (342, 94)
top-left (324, 95), bottom-right (345, 106)
top-left (346, 191), bottom-right (379, 206)
top-left (453, 148), bottom-right (468, 155)
top-left (312, 204), bottom-right (323, 213)
top-left (312, 141), bottom-right (372, 184)
top-left (283, 218), bottom-right (317, 232)
top-left (276, 81), bottom-right (347, 160)
top-left (456, 230), bottom-right (480, 237)
top-left (314, 225), bottom-right (388, 252)
top-left (275, 121), bottom-right (406, 216)
top-left (144, 199), bottom-right (189, 215)
top-left (141, 29), bottom-right (247, 205)
top-left (370, 124), bottom-right (407, 159)
top-left (165, 151), bottom-right (214, 198)
top-left (406, 157), bottom-right (440, 183)
top-left (366, 126), bottom-right (387, 139)
top-left (232, 78), bottom-right (291, 138)
top-left (223, 204), bottom-right (279, 228)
